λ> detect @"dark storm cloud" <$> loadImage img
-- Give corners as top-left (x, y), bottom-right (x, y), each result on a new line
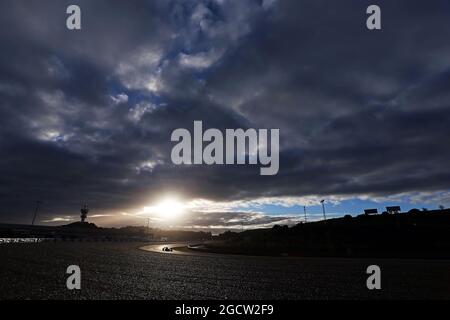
top-left (202, 0), bottom-right (450, 199)
top-left (1, 0), bottom-right (450, 224)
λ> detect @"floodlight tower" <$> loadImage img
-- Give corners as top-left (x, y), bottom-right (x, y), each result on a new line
top-left (320, 200), bottom-right (327, 222)
top-left (303, 206), bottom-right (307, 223)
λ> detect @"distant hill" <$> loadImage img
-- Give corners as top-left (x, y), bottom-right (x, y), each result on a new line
top-left (205, 208), bottom-right (450, 259)
top-left (62, 222), bottom-right (99, 229)
top-left (0, 222), bottom-right (212, 242)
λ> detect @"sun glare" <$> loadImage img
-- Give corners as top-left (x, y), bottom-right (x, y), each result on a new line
top-left (144, 197), bottom-right (185, 220)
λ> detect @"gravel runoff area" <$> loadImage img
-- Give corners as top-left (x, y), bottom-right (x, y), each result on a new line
top-left (0, 242), bottom-right (449, 299)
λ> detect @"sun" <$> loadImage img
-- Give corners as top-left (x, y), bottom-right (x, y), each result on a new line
top-left (145, 197), bottom-right (185, 220)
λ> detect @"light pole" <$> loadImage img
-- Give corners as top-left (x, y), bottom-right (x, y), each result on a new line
top-left (303, 206), bottom-right (307, 223)
top-left (31, 201), bottom-right (42, 226)
top-left (320, 200), bottom-right (327, 222)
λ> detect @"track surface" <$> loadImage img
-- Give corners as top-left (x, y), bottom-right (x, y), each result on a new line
top-left (0, 242), bottom-right (449, 299)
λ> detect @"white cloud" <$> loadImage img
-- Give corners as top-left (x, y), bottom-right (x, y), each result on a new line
top-left (179, 49), bottom-right (224, 69)
top-left (42, 216), bottom-right (74, 223)
top-left (185, 196), bottom-right (343, 213)
top-left (38, 130), bottom-right (73, 143)
top-left (360, 191), bottom-right (450, 207)
top-left (135, 160), bottom-right (164, 173)
top-left (110, 93), bottom-right (129, 105)
top-left (128, 102), bottom-right (158, 122)
top-left (90, 214), bottom-right (114, 218)
top-left (116, 47), bottom-right (165, 93)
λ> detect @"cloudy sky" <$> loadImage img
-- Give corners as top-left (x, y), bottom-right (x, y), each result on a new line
top-left (1, 0), bottom-right (450, 230)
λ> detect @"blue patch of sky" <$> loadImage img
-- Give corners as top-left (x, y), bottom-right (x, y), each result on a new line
top-left (234, 198), bottom-right (439, 219)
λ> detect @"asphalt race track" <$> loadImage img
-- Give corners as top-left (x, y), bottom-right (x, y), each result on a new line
top-left (0, 242), bottom-right (449, 299)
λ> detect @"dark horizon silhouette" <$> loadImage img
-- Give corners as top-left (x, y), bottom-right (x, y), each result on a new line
top-left (1, 0), bottom-right (450, 303)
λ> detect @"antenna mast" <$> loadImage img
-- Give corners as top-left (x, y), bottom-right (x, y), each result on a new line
top-left (80, 204), bottom-right (89, 223)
